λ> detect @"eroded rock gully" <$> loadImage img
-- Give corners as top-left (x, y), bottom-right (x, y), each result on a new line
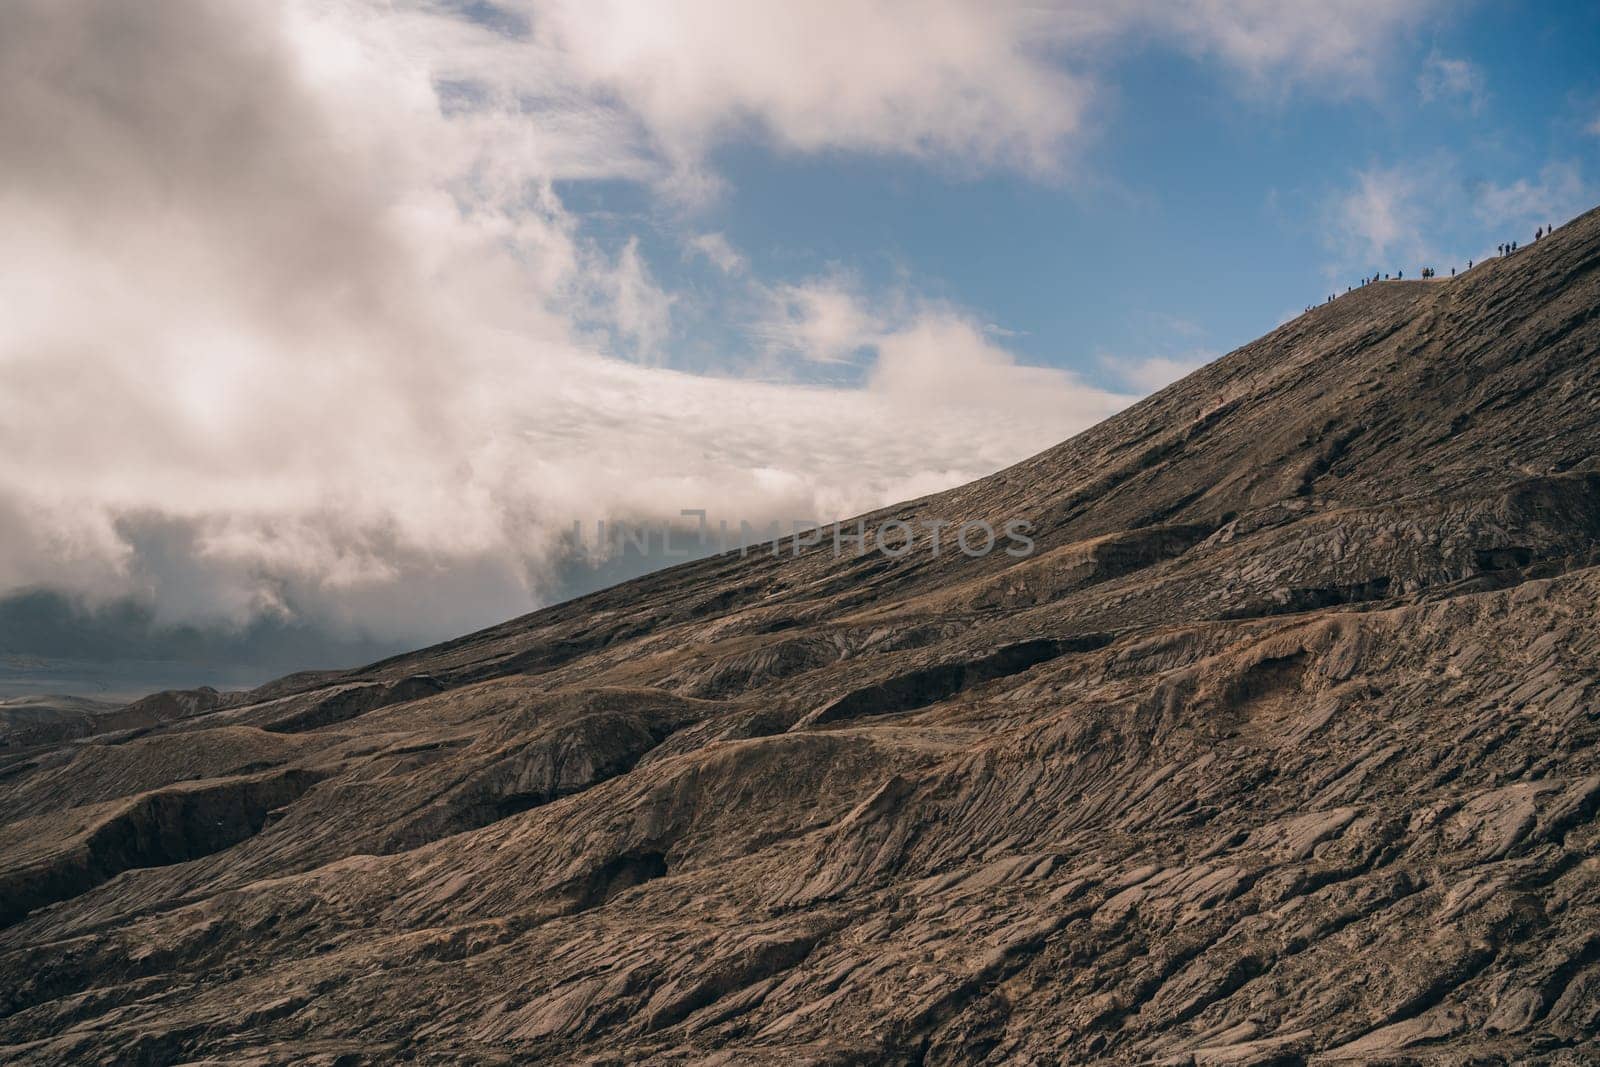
top-left (5, 210), bottom-right (1600, 1063)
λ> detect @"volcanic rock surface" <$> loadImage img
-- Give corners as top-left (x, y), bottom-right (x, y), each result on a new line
top-left (4, 210), bottom-right (1600, 1064)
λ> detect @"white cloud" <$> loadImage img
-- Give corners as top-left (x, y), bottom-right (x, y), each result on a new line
top-left (526, 0), bottom-right (1094, 182)
top-left (1103, 354), bottom-right (1213, 393)
top-left (687, 232), bottom-right (745, 274)
top-left (1329, 164), bottom-right (1431, 264)
top-left (601, 238), bottom-right (676, 363)
top-left (867, 314), bottom-right (1133, 463)
top-left (1142, 0), bottom-right (1442, 95)
top-left (1417, 50), bottom-right (1485, 112)
top-left (1474, 162), bottom-right (1594, 231)
top-left (754, 280), bottom-right (881, 365)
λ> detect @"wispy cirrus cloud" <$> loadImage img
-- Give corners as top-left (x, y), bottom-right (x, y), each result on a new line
top-left (686, 232), bottom-right (746, 275)
top-left (1417, 50), bottom-right (1486, 112)
top-left (1327, 164), bottom-right (1434, 265)
top-left (1320, 155), bottom-right (1594, 281)
top-left (1474, 162), bottom-right (1596, 230)
top-left (1149, 0), bottom-right (1442, 94)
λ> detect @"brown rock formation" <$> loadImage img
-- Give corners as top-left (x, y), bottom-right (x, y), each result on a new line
top-left (4, 210), bottom-right (1600, 1063)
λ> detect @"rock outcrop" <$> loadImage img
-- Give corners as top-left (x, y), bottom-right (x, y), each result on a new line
top-left (3, 210), bottom-right (1600, 1063)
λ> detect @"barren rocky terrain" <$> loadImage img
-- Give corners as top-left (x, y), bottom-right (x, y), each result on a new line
top-left (3, 209), bottom-right (1600, 1064)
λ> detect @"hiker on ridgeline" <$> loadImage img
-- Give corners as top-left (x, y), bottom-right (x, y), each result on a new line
top-left (1451, 267), bottom-right (1455, 277)
top-left (1537, 227), bottom-right (1543, 240)
top-left (1398, 269), bottom-right (1403, 279)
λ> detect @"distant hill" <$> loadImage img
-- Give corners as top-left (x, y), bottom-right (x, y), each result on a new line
top-left (0, 695), bottom-right (122, 747)
top-left (0, 688), bottom-right (248, 749)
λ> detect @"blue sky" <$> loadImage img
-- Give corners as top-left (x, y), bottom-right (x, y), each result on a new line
top-left (562, 0), bottom-right (1600, 393)
top-left (2, 0), bottom-right (1599, 685)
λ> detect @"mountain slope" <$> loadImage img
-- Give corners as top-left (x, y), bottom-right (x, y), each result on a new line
top-left (3, 209), bottom-right (1600, 1064)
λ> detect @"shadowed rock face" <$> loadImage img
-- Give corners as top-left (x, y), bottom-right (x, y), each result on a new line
top-left (4, 211), bottom-right (1600, 1064)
